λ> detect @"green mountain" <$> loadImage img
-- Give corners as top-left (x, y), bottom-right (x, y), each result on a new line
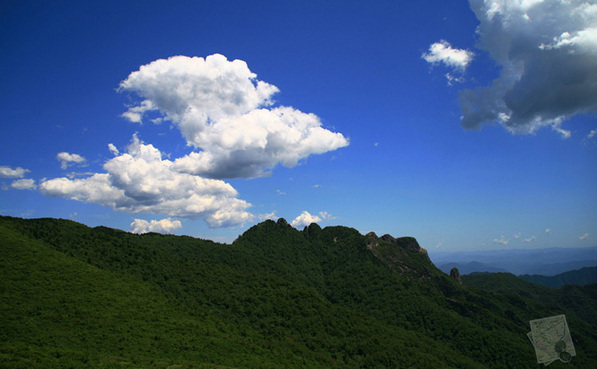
top-left (519, 267), bottom-right (597, 288)
top-left (1, 216), bottom-right (596, 368)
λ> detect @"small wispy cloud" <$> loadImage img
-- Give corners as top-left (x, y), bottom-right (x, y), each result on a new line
top-left (551, 120), bottom-right (571, 139)
top-left (513, 232), bottom-right (521, 239)
top-left (318, 211), bottom-right (336, 221)
top-left (276, 189), bottom-right (286, 195)
top-left (545, 228), bottom-right (552, 234)
top-left (493, 234), bottom-right (509, 245)
top-left (108, 143), bottom-right (120, 156)
top-left (57, 152), bottom-right (87, 170)
top-left (524, 235), bottom-right (536, 243)
top-left (11, 178), bottom-right (37, 190)
top-left (260, 211), bottom-right (278, 221)
top-left (579, 233), bottom-right (589, 240)
top-left (445, 73), bottom-right (465, 86)
top-left (66, 171), bottom-right (96, 179)
top-left (0, 165), bottom-right (29, 178)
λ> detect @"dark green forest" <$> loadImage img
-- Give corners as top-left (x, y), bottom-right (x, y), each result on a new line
top-left (1, 216), bottom-right (596, 368)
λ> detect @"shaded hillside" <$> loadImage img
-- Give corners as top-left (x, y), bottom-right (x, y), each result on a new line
top-left (2, 216), bottom-right (597, 368)
top-left (520, 267), bottom-right (597, 288)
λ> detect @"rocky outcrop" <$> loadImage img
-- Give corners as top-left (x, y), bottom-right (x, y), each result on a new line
top-left (366, 232), bottom-right (379, 249)
top-left (276, 218), bottom-right (289, 227)
top-left (365, 232), bottom-right (435, 281)
top-left (450, 267), bottom-right (463, 284)
top-left (303, 223), bottom-right (322, 239)
top-left (379, 234), bottom-right (430, 259)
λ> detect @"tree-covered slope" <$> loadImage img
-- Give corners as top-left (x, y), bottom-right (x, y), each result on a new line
top-left (462, 272), bottom-right (597, 365)
top-left (2, 216), bottom-right (596, 368)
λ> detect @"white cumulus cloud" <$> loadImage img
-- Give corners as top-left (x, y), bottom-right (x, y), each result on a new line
top-left (423, 40), bottom-right (474, 71)
top-left (57, 152), bottom-right (87, 170)
top-left (291, 211), bottom-right (322, 228)
top-left (541, 27), bottom-right (597, 52)
top-left (130, 218), bottom-right (182, 234)
top-left (290, 210), bottom-right (335, 228)
top-left (11, 178), bottom-right (37, 190)
top-left (119, 54), bottom-right (349, 179)
top-left (40, 55), bottom-right (347, 228)
top-left (459, 0), bottom-right (597, 136)
top-left (40, 135), bottom-right (252, 228)
top-left (0, 165), bottom-right (29, 178)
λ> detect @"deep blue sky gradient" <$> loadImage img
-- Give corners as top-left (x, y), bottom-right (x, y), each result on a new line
top-left (1, 0), bottom-right (595, 250)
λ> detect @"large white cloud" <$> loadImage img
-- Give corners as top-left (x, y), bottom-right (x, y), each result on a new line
top-left (119, 54), bottom-right (349, 179)
top-left (38, 54), bottom-right (347, 228)
top-left (171, 106), bottom-right (349, 178)
top-left (460, 0), bottom-right (597, 135)
top-left (130, 218), bottom-right (182, 234)
top-left (0, 165), bottom-right (29, 178)
top-left (40, 135), bottom-right (253, 228)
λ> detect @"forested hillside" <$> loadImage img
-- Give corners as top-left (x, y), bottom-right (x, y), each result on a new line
top-left (1, 216), bottom-right (596, 368)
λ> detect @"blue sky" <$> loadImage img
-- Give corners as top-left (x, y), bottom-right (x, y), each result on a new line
top-left (1, 0), bottom-right (596, 251)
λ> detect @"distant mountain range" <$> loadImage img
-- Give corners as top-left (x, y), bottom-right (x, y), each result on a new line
top-left (437, 261), bottom-right (510, 275)
top-left (431, 247), bottom-right (597, 276)
top-left (519, 266), bottom-right (597, 288)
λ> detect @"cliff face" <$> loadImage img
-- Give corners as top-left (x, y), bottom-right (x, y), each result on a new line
top-left (365, 232), bottom-right (438, 281)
